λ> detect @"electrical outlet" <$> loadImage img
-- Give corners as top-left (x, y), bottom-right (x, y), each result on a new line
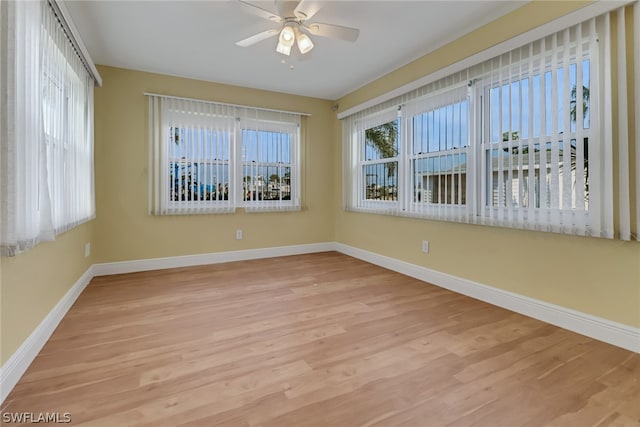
top-left (236, 229), bottom-right (243, 240)
top-left (84, 242), bottom-right (91, 258)
top-left (421, 240), bottom-right (429, 254)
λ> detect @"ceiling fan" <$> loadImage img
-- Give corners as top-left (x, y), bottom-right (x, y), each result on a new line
top-left (235, 0), bottom-right (360, 56)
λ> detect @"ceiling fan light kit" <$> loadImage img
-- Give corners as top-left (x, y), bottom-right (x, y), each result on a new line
top-left (294, 26), bottom-right (313, 54)
top-left (235, 0), bottom-right (359, 57)
top-left (276, 41), bottom-right (292, 56)
top-left (280, 25), bottom-right (295, 43)
top-left (275, 23), bottom-right (314, 56)
top-left (276, 24), bottom-right (295, 55)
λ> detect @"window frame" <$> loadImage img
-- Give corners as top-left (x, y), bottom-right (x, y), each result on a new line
top-left (163, 111), bottom-right (234, 213)
top-left (41, 22), bottom-right (95, 233)
top-left (476, 46), bottom-right (593, 227)
top-left (237, 118), bottom-right (300, 210)
top-left (353, 108), bottom-right (401, 213)
top-left (155, 105), bottom-right (301, 214)
top-left (406, 89), bottom-right (471, 216)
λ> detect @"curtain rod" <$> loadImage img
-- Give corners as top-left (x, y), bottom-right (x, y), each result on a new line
top-left (49, 0), bottom-right (102, 87)
top-left (144, 92), bottom-right (312, 117)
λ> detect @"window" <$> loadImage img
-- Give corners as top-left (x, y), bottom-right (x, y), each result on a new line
top-left (168, 127), bottom-right (231, 203)
top-left (481, 51), bottom-right (591, 227)
top-left (165, 111), bottom-right (233, 213)
top-left (241, 129), bottom-right (292, 202)
top-left (408, 87), bottom-right (470, 220)
top-left (42, 30), bottom-right (95, 234)
top-left (148, 95), bottom-right (301, 215)
top-left (1, 0), bottom-right (96, 256)
top-left (356, 109), bottom-right (400, 211)
top-left (362, 119), bottom-right (399, 204)
top-left (343, 16), bottom-right (626, 238)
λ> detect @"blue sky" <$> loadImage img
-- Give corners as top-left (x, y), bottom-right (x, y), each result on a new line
top-left (364, 59), bottom-right (590, 156)
top-left (170, 128), bottom-right (291, 164)
top-left (490, 59), bottom-right (590, 142)
top-left (169, 128), bottom-right (292, 188)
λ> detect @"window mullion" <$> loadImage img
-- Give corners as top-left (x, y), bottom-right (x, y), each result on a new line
top-left (401, 113), bottom-right (410, 214)
top-left (469, 82), bottom-right (479, 222)
top-left (234, 117), bottom-right (242, 208)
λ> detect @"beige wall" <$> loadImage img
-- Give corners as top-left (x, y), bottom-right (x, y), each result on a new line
top-left (93, 66), bottom-right (335, 262)
top-left (1, 222), bottom-right (95, 364)
top-left (334, 1), bottom-right (640, 328)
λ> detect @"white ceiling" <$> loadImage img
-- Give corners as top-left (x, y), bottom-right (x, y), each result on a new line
top-left (65, 1), bottom-right (525, 100)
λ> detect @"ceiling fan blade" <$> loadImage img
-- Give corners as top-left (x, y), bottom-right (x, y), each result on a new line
top-left (305, 22), bottom-right (359, 42)
top-left (236, 0), bottom-right (283, 23)
top-left (235, 29), bottom-right (279, 47)
top-left (275, 0), bottom-right (295, 18)
top-left (294, 0), bottom-right (323, 20)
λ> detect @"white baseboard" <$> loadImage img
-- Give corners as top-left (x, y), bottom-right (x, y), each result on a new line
top-left (2, 240), bottom-right (637, 406)
top-left (0, 266), bottom-right (94, 404)
top-left (334, 243), bottom-right (640, 354)
top-left (92, 242), bottom-right (335, 276)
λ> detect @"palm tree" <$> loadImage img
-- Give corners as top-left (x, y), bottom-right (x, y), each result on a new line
top-left (568, 85), bottom-right (590, 198)
top-left (365, 121), bottom-right (398, 177)
top-left (570, 85), bottom-right (589, 122)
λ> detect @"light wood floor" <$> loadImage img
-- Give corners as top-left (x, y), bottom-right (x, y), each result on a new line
top-left (3, 252), bottom-right (639, 426)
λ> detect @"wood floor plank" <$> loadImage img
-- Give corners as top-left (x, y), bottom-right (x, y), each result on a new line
top-left (2, 252), bottom-right (639, 426)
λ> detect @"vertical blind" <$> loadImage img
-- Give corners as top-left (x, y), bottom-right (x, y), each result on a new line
top-left (148, 94), bottom-right (302, 215)
top-left (238, 108), bottom-right (301, 213)
top-left (477, 20), bottom-right (602, 235)
top-left (149, 96), bottom-right (236, 215)
top-left (635, 2), bottom-right (640, 240)
top-left (608, 5), bottom-right (637, 241)
top-left (343, 8), bottom-right (639, 241)
top-left (1, 0), bottom-right (96, 256)
top-left (405, 84), bottom-right (470, 223)
top-left (41, 2), bottom-right (95, 236)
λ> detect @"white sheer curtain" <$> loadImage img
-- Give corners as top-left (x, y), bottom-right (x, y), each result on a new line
top-left (41, 1), bottom-right (95, 235)
top-left (1, 0), bottom-right (95, 256)
top-left (1, 1), bottom-right (53, 255)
